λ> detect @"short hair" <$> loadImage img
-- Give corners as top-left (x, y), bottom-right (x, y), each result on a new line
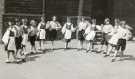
top-left (120, 21), bottom-right (126, 25)
top-left (104, 18), bottom-right (110, 22)
top-left (30, 20), bottom-right (36, 25)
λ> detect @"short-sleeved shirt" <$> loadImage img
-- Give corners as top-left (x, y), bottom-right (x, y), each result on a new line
top-left (78, 21), bottom-right (89, 31)
top-left (47, 21), bottom-right (61, 30)
top-left (38, 21), bottom-right (46, 30)
top-left (102, 24), bottom-right (113, 34)
top-left (21, 25), bottom-right (28, 34)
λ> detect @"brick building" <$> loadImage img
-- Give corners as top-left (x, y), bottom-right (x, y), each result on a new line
top-left (0, 0), bottom-right (135, 40)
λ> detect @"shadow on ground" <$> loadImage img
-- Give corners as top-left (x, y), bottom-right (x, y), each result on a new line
top-left (119, 55), bottom-right (135, 61)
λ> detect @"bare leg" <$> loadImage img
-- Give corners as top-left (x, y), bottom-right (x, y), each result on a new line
top-left (12, 51), bottom-right (16, 61)
top-left (107, 45), bottom-right (112, 55)
top-left (91, 42), bottom-right (94, 51)
top-left (120, 51), bottom-right (124, 57)
top-left (86, 41), bottom-right (90, 52)
top-left (6, 51), bottom-right (10, 62)
top-left (111, 49), bottom-right (118, 62)
top-left (80, 41), bottom-right (83, 49)
top-left (15, 50), bottom-right (18, 57)
top-left (41, 40), bottom-right (44, 50)
top-left (39, 40), bottom-right (41, 49)
top-left (104, 45), bottom-right (112, 57)
top-left (105, 45), bottom-right (108, 53)
top-left (65, 42), bottom-right (68, 49)
top-left (23, 46), bottom-right (27, 55)
top-left (33, 45), bottom-right (37, 53)
top-left (51, 41), bottom-right (54, 50)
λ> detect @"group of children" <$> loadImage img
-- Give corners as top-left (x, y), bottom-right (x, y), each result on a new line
top-left (2, 16), bottom-right (131, 63)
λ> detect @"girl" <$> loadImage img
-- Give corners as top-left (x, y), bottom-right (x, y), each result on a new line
top-left (2, 21), bottom-right (16, 63)
top-left (21, 18), bottom-right (28, 56)
top-left (37, 17), bottom-right (46, 50)
top-left (90, 19), bottom-right (102, 52)
top-left (84, 20), bottom-right (95, 52)
top-left (106, 19), bottom-right (120, 57)
top-left (28, 20), bottom-right (38, 54)
top-left (77, 17), bottom-right (88, 50)
top-left (102, 18), bottom-right (114, 56)
top-left (62, 17), bottom-right (75, 49)
top-left (14, 19), bottom-right (23, 58)
top-left (46, 16), bottom-right (61, 50)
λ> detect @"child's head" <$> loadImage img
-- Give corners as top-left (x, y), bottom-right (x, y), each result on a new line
top-left (15, 18), bottom-right (20, 26)
top-left (41, 16), bottom-right (45, 22)
top-left (22, 18), bottom-right (27, 25)
top-left (30, 20), bottom-right (36, 26)
top-left (104, 18), bottom-right (110, 24)
top-left (52, 16), bottom-right (57, 21)
top-left (80, 17), bottom-right (85, 22)
top-left (120, 21), bottom-right (126, 28)
top-left (8, 21), bottom-right (12, 26)
top-left (114, 18), bottom-right (120, 25)
top-left (92, 19), bottom-right (96, 24)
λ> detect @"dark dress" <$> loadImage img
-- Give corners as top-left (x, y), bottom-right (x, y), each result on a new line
top-left (78, 30), bottom-right (85, 41)
top-left (15, 26), bottom-right (23, 50)
top-left (48, 29), bottom-right (57, 41)
top-left (47, 21), bottom-right (60, 41)
top-left (28, 27), bottom-right (37, 46)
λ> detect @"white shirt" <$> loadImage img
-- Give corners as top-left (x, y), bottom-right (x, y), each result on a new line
top-left (113, 26), bottom-right (128, 40)
top-left (38, 22), bottom-right (46, 30)
top-left (78, 21), bottom-right (89, 31)
top-left (47, 21), bottom-right (61, 30)
top-left (102, 24), bottom-right (113, 34)
top-left (62, 22), bottom-right (74, 39)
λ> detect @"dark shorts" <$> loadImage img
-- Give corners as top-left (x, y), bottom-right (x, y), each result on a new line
top-left (29, 35), bottom-right (36, 46)
top-left (48, 29), bottom-right (57, 41)
top-left (101, 33), bottom-right (111, 45)
top-left (65, 39), bottom-right (71, 43)
top-left (116, 39), bottom-right (126, 51)
top-left (15, 36), bottom-right (23, 50)
top-left (94, 31), bottom-right (104, 44)
top-left (78, 30), bottom-right (85, 41)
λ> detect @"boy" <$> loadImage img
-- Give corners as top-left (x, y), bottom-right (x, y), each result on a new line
top-left (110, 21), bottom-right (128, 62)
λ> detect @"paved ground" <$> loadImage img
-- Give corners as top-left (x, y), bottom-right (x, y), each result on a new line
top-left (0, 40), bottom-right (135, 79)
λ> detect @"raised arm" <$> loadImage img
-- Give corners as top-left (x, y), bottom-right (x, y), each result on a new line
top-left (46, 21), bottom-right (50, 29)
top-left (61, 23), bottom-right (66, 34)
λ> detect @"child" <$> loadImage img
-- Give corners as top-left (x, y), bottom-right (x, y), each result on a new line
top-left (2, 21), bottom-right (16, 63)
top-left (14, 19), bottom-right (23, 58)
top-left (62, 17), bottom-right (75, 49)
top-left (77, 17), bottom-right (88, 50)
top-left (102, 18), bottom-right (114, 56)
top-left (28, 20), bottom-right (38, 54)
top-left (37, 16), bottom-right (46, 50)
top-left (21, 18), bottom-right (28, 56)
top-left (46, 16), bottom-right (61, 50)
top-left (90, 19), bottom-right (102, 52)
top-left (110, 21), bottom-right (128, 62)
top-left (84, 20), bottom-right (95, 52)
top-left (106, 19), bottom-right (120, 57)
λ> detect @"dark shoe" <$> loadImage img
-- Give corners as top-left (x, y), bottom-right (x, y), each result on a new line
top-left (5, 59), bottom-right (11, 63)
top-left (103, 52), bottom-right (107, 54)
top-left (111, 58), bottom-right (115, 62)
top-left (104, 54), bottom-right (109, 57)
top-left (77, 49), bottom-right (81, 51)
top-left (86, 50), bottom-right (90, 53)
